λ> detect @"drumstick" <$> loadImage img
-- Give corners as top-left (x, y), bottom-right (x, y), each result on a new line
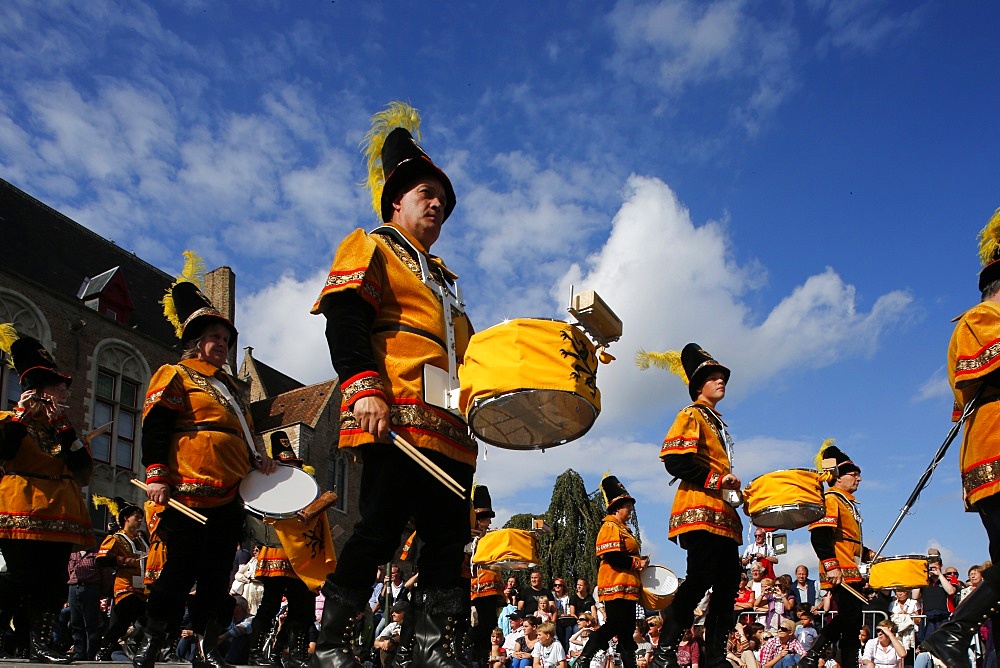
top-left (839, 582), bottom-right (870, 604)
top-left (129, 478), bottom-right (208, 524)
top-left (389, 431), bottom-right (466, 499)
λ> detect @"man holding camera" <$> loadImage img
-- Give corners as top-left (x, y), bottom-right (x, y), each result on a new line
top-left (741, 528), bottom-right (778, 580)
top-left (914, 549), bottom-right (958, 645)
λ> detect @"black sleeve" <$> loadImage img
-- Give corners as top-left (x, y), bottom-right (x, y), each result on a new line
top-left (63, 444), bottom-right (93, 472)
top-left (321, 291), bottom-right (379, 382)
top-left (0, 419), bottom-right (27, 459)
top-left (602, 552), bottom-right (634, 570)
top-left (141, 405), bottom-right (178, 468)
top-left (663, 452), bottom-right (712, 486)
top-left (810, 527), bottom-right (837, 562)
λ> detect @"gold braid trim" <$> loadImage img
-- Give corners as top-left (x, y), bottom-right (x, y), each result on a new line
top-left (669, 506), bottom-right (741, 535)
top-left (963, 456), bottom-right (1000, 500)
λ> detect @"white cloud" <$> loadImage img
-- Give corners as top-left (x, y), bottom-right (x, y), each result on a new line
top-left (915, 366), bottom-right (952, 403)
top-left (812, 0), bottom-right (931, 56)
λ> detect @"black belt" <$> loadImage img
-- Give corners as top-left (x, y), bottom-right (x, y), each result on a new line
top-left (174, 425), bottom-right (243, 438)
top-left (6, 470), bottom-right (74, 481)
top-left (372, 324), bottom-right (446, 351)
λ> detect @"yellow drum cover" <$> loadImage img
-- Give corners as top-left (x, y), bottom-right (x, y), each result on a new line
top-left (869, 555), bottom-right (929, 590)
top-left (639, 565), bottom-right (678, 611)
top-left (471, 529), bottom-right (540, 571)
top-left (745, 468), bottom-right (825, 530)
top-left (459, 319), bottom-right (601, 449)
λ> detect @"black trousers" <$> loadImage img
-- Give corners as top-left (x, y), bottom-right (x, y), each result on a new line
top-left (100, 593), bottom-right (145, 648)
top-left (471, 596), bottom-right (500, 660)
top-left (673, 530), bottom-right (741, 639)
top-left (581, 598), bottom-right (637, 668)
top-left (812, 585), bottom-right (862, 663)
top-left (251, 575), bottom-right (316, 640)
top-left (0, 539), bottom-right (72, 615)
top-left (328, 443), bottom-right (474, 594)
top-left (145, 500), bottom-right (242, 635)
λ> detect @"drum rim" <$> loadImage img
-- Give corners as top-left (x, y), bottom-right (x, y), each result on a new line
top-left (872, 554), bottom-right (931, 563)
top-left (640, 565), bottom-right (679, 595)
top-left (750, 502), bottom-right (825, 517)
top-left (239, 464), bottom-right (319, 516)
top-left (468, 389), bottom-right (599, 450)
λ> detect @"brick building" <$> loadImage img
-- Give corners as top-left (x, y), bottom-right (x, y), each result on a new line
top-left (0, 177), bottom-right (358, 552)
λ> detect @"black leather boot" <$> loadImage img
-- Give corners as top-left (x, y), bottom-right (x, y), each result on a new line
top-left (193, 618), bottom-right (235, 668)
top-left (924, 569), bottom-right (1000, 667)
top-left (310, 583), bottom-right (367, 668)
top-left (797, 636), bottom-right (833, 668)
top-left (649, 607), bottom-right (682, 668)
top-left (411, 588), bottom-right (470, 668)
top-left (30, 610), bottom-right (72, 664)
top-left (248, 621), bottom-right (273, 666)
top-left (282, 620), bottom-right (312, 668)
top-left (132, 618), bottom-right (169, 668)
top-left (95, 637), bottom-right (119, 661)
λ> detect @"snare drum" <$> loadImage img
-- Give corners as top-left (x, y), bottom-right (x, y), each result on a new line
top-left (744, 468), bottom-right (825, 530)
top-left (868, 555), bottom-right (930, 590)
top-left (459, 319), bottom-right (601, 449)
top-left (639, 565), bottom-right (678, 611)
top-left (471, 529), bottom-right (540, 571)
top-left (240, 465), bottom-right (319, 548)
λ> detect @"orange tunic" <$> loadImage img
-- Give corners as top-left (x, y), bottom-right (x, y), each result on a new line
top-left (949, 301), bottom-right (1000, 508)
top-left (143, 500), bottom-right (166, 588)
top-left (660, 402), bottom-right (742, 543)
top-left (98, 530), bottom-right (148, 603)
top-left (595, 515), bottom-right (642, 602)
top-left (471, 564), bottom-right (503, 600)
top-left (311, 224), bottom-right (476, 466)
top-left (141, 358), bottom-right (254, 508)
top-left (0, 412), bottom-right (93, 544)
top-left (255, 544), bottom-right (297, 579)
top-left (807, 489), bottom-right (864, 589)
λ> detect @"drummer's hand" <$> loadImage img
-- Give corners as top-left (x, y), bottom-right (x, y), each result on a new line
top-left (256, 455), bottom-right (277, 474)
top-left (353, 396), bottom-right (391, 441)
top-left (826, 566), bottom-right (843, 587)
top-left (16, 390), bottom-right (43, 417)
top-left (638, 556), bottom-right (650, 570)
top-left (146, 482), bottom-right (171, 505)
top-left (720, 473), bottom-right (742, 489)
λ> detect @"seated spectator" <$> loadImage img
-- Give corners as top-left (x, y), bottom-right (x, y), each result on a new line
top-left (488, 627), bottom-right (508, 668)
top-left (633, 618), bottom-right (652, 664)
top-left (758, 618), bottom-right (804, 668)
top-left (504, 611), bottom-right (526, 654)
top-left (646, 615), bottom-right (661, 649)
top-left (861, 619), bottom-right (905, 668)
top-left (510, 615), bottom-right (541, 668)
top-left (532, 621), bottom-right (567, 668)
top-left (957, 564), bottom-right (983, 604)
top-left (519, 572), bottom-right (554, 615)
top-left (735, 573), bottom-right (755, 613)
top-left (791, 565), bottom-right (826, 615)
top-left (889, 588), bottom-right (920, 660)
top-left (773, 577), bottom-right (796, 625)
top-left (535, 596), bottom-right (555, 623)
top-left (568, 612), bottom-right (595, 658)
top-left (372, 601), bottom-right (407, 667)
top-left (793, 606), bottom-right (817, 653)
top-left (675, 628), bottom-right (699, 668)
top-left (748, 565), bottom-right (766, 602)
top-left (728, 623), bottom-right (761, 667)
top-left (754, 578), bottom-right (777, 631)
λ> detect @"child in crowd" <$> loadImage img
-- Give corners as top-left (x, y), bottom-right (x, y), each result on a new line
top-left (533, 622), bottom-right (567, 668)
top-left (795, 606), bottom-right (818, 652)
top-left (489, 627), bottom-right (507, 668)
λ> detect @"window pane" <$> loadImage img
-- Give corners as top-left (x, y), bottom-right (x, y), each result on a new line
top-left (120, 379), bottom-right (139, 409)
top-left (91, 434), bottom-right (111, 462)
top-left (3, 367), bottom-right (21, 410)
top-left (118, 410), bottom-right (135, 441)
top-left (115, 440), bottom-right (133, 469)
top-left (94, 401), bottom-right (113, 427)
top-left (96, 372), bottom-right (115, 400)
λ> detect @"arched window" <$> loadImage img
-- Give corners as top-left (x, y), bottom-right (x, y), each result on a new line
top-left (90, 342), bottom-right (149, 471)
top-left (0, 290), bottom-right (51, 410)
top-left (328, 450), bottom-right (348, 513)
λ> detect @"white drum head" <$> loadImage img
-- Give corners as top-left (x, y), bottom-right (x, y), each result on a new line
top-left (641, 566), bottom-right (678, 596)
top-left (239, 464), bottom-right (318, 517)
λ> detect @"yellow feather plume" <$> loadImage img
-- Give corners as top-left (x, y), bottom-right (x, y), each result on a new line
top-left (814, 438), bottom-right (836, 473)
top-left (160, 250), bottom-right (207, 339)
top-left (978, 207), bottom-right (1000, 266)
top-left (303, 464), bottom-right (315, 477)
top-left (92, 494), bottom-right (120, 520)
top-left (361, 101), bottom-right (422, 218)
top-left (634, 349), bottom-right (686, 381)
top-left (0, 323), bottom-right (18, 366)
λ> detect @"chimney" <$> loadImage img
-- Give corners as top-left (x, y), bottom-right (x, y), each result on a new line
top-left (204, 266), bottom-right (237, 370)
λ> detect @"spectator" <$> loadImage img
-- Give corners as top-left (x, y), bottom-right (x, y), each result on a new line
top-left (861, 619), bottom-right (905, 668)
top-left (735, 573), bottom-right (755, 616)
top-left (957, 564), bottom-right (983, 605)
top-left (749, 565), bottom-right (766, 602)
top-left (504, 611), bottom-right (526, 654)
top-left (791, 565), bottom-right (826, 615)
top-left (506, 577), bottom-right (522, 609)
top-left (568, 612), bottom-right (599, 664)
top-left (520, 572), bottom-right (555, 615)
top-left (499, 598), bottom-right (520, 637)
top-left (675, 628), bottom-right (699, 668)
top-left (488, 627), bottom-right (508, 668)
top-left (889, 588), bottom-right (920, 660)
top-left (741, 529), bottom-right (778, 580)
top-left (913, 550), bottom-right (957, 645)
top-left (647, 615), bottom-right (662, 650)
top-left (551, 578), bottom-right (573, 649)
top-left (569, 579), bottom-right (597, 620)
top-left (794, 606), bottom-right (818, 653)
top-left (511, 616), bottom-right (541, 668)
top-left (216, 598), bottom-right (254, 665)
top-left (66, 543), bottom-right (108, 661)
top-left (634, 619), bottom-right (653, 664)
top-left (754, 578), bottom-right (778, 632)
top-left (532, 621), bottom-right (567, 668)
top-left (758, 618), bottom-right (805, 668)
top-left (535, 596), bottom-right (555, 623)
top-left (372, 601), bottom-right (407, 667)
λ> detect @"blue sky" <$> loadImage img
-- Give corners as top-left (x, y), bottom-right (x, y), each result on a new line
top-left (3, 0), bottom-right (1000, 577)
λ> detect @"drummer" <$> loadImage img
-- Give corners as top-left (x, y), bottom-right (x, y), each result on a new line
top-left (645, 343), bottom-right (743, 668)
top-left (798, 441), bottom-right (871, 668)
top-left (924, 207), bottom-right (1000, 665)
top-left (574, 475), bottom-right (646, 668)
top-left (134, 269), bottom-right (276, 667)
top-left (470, 485), bottom-right (504, 663)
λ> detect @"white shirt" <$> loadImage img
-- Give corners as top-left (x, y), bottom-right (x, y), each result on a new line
top-left (532, 639), bottom-right (566, 667)
top-left (862, 638), bottom-right (903, 666)
top-left (503, 628), bottom-right (525, 653)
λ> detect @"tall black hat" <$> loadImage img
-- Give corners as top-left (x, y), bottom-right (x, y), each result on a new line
top-left (0, 324), bottom-right (72, 390)
top-left (363, 102), bottom-right (455, 224)
top-left (815, 440), bottom-right (860, 480)
top-left (680, 343), bottom-right (730, 401)
top-left (472, 484), bottom-right (495, 519)
top-left (977, 208), bottom-right (1000, 292)
top-left (114, 496), bottom-right (142, 527)
top-left (162, 252), bottom-right (238, 348)
top-left (269, 431), bottom-right (303, 468)
top-left (601, 474), bottom-right (635, 512)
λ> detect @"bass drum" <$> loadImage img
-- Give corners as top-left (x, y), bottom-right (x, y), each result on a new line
top-left (459, 318), bottom-right (601, 450)
top-left (744, 469), bottom-right (825, 530)
top-left (471, 529), bottom-right (540, 571)
top-left (639, 565), bottom-right (678, 611)
top-left (868, 555), bottom-right (930, 590)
